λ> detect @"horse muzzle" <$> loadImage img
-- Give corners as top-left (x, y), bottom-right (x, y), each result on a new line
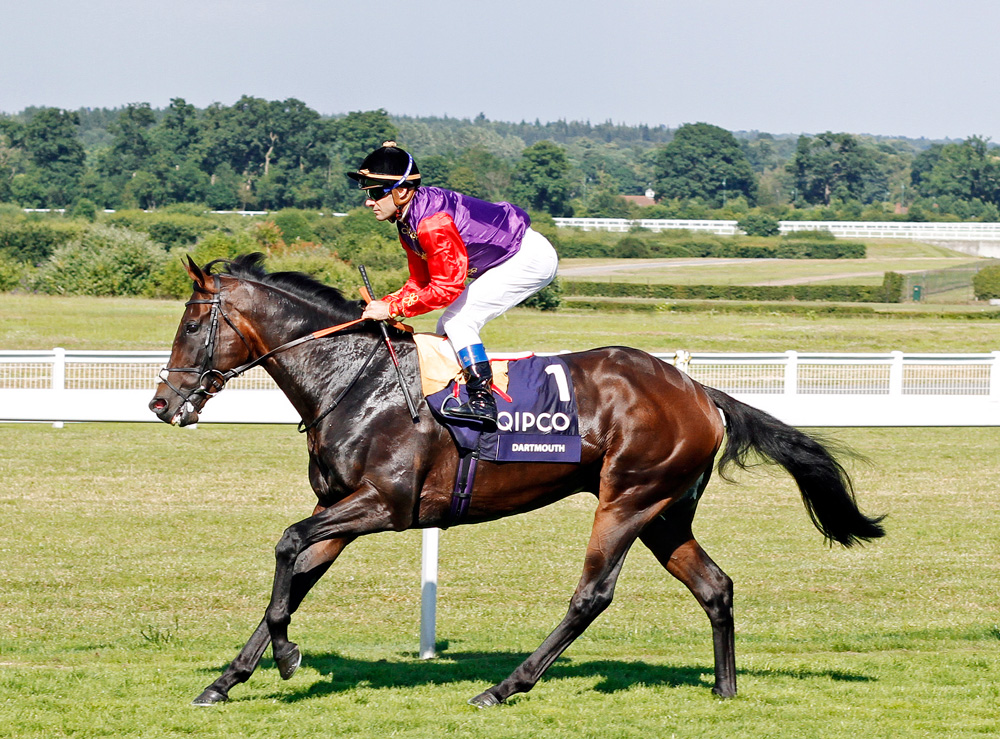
top-left (148, 395), bottom-right (201, 427)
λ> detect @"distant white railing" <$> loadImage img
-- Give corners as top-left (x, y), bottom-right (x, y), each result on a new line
top-left (23, 209), bottom-right (1000, 241)
top-left (2, 348), bottom-right (999, 427)
top-left (554, 218), bottom-right (742, 235)
top-left (554, 217), bottom-right (1000, 241)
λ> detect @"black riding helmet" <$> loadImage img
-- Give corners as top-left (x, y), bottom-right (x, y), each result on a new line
top-left (347, 141), bottom-right (421, 198)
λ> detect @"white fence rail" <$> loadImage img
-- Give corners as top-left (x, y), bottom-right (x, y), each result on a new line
top-left (554, 217), bottom-right (1000, 242)
top-left (25, 209), bottom-right (1000, 241)
top-left (2, 348), bottom-right (1000, 426)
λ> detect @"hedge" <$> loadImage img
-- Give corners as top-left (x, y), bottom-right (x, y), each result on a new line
top-left (0, 218), bottom-right (86, 263)
top-left (29, 225), bottom-right (169, 296)
top-left (562, 272), bottom-right (903, 303)
top-left (0, 254), bottom-right (28, 291)
top-left (103, 210), bottom-right (221, 248)
top-left (553, 233), bottom-right (865, 259)
top-left (972, 264), bottom-right (1000, 300)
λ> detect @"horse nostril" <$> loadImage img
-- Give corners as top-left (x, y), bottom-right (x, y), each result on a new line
top-left (150, 398), bottom-right (168, 412)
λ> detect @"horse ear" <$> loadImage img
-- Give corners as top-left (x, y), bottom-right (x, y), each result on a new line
top-left (183, 255), bottom-right (207, 288)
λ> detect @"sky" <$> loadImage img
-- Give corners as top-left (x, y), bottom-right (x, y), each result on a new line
top-left (2, 0), bottom-right (997, 141)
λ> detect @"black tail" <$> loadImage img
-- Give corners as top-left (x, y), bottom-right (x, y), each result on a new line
top-left (704, 386), bottom-right (885, 547)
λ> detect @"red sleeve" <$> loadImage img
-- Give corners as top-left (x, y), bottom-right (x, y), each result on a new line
top-left (384, 212), bottom-right (468, 318)
top-left (383, 245), bottom-right (430, 315)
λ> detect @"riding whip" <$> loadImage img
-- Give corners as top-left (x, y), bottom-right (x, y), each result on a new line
top-left (359, 265), bottom-right (420, 422)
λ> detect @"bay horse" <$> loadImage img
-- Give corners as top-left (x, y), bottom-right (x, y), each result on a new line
top-left (149, 253), bottom-right (885, 707)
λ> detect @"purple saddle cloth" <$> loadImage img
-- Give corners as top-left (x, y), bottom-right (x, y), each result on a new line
top-left (428, 355), bottom-right (581, 463)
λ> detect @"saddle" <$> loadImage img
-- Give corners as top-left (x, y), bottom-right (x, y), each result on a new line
top-left (413, 334), bottom-right (582, 525)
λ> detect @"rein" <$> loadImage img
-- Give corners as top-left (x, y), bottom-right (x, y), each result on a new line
top-left (159, 273), bottom-right (371, 428)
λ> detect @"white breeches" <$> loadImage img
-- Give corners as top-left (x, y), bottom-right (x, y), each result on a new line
top-left (437, 228), bottom-right (559, 353)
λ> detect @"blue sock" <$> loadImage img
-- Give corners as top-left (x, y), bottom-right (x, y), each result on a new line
top-left (456, 343), bottom-right (489, 368)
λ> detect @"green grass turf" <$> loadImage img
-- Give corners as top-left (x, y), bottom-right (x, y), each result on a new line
top-left (4, 292), bottom-right (1000, 354)
top-left (0, 423), bottom-right (997, 737)
top-left (558, 257), bottom-right (984, 286)
top-left (556, 239), bottom-right (989, 287)
top-left (2, 271), bottom-right (999, 736)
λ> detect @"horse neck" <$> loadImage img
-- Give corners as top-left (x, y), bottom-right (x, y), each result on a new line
top-left (234, 281), bottom-right (375, 409)
top-left (236, 281), bottom-right (356, 348)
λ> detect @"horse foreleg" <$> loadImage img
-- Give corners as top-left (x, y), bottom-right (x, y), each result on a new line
top-left (639, 512), bottom-right (736, 698)
top-left (265, 489), bottom-right (406, 682)
top-left (193, 537), bottom-right (352, 705)
top-left (469, 511), bottom-right (637, 707)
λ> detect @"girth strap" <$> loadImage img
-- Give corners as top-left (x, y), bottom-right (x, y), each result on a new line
top-left (446, 450), bottom-right (480, 526)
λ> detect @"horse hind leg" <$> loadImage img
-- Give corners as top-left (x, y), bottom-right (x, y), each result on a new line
top-left (638, 504), bottom-right (737, 698)
top-left (469, 509), bottom-right (639, 708)
top-left (192, 536), bottom-right (352, 705)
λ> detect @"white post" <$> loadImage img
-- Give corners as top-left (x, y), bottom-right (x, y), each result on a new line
top-left (991, 352), bottom-right (1000, 398)
top-left (784, 350), bottom-right (798, 396)
top-left (673, 349), bottom-right (691, 375)
top-left (889, 351), bottom-right (904, 395)
top-left (419, 527), bottom-right (439, 659)
top-left (52, 347), bottom-right (65, 429)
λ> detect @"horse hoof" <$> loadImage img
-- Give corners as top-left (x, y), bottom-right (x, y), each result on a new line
top-left (712, 686), bottom-right (737, 699)
top-left (468, 690), bottom-right (502, 709)
top-left (275, 643), bottom-right (301, 681)
top-left (192, 688), bottom-right (229, 706)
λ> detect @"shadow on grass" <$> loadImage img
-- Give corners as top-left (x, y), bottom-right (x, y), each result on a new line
top-left (201, 647), bottom-right (875, 704)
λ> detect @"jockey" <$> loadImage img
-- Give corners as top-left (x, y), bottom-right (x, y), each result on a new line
top-left (349, 141), bottom-right (559, 427)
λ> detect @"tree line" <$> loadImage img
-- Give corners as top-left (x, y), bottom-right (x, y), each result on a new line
top-left (2, 97), bottom-right (998, 222)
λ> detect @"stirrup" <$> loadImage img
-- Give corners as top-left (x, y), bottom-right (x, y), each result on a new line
top-left (441, 396), bottom-right (497, 427)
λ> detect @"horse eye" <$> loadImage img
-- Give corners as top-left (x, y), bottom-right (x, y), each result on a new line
top-left (184, 321), bottom-right (200, 335)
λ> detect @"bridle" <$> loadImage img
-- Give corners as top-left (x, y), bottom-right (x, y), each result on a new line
top-left (158, 272), bottom-right (377, 430)
top-left (158, 274), bottom-right (246, 407)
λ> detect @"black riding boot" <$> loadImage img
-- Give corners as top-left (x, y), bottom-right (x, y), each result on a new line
top-left (446, 360), bottom-right (498, 426)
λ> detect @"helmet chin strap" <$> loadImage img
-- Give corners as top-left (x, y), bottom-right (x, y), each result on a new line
top-left (389, 153), bottom-right (417, 219)
top-left (391, 189), bottom-right (415, 220)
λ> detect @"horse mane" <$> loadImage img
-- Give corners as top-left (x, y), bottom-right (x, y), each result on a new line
top-left (205, 252), bottom-right (363, 323)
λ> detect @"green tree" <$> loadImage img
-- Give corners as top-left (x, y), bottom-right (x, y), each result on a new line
top-left (737, 213), bottom-right (780, 237)
top-left (162, 158), bottom-right (210, 204)
top-left (9, 173), bottom-right (46, 206)
top-left (973, 264), bottom-right (1000, 300)
top-left (510, 140), bottom-right (574, 216)
top-left (194, 97), bottom-right (338, 209)
top-left (569, 138), bottom-right (648, 195)
top-left (787, 132), bottom-right (889, 205)
top-left (415, 154), bottom-right (454, 189)
top-left (0, 118), bottom-right (31, 203)
top-left (909, 144), bottom-right (942, 194)
top-left (22, 108), bottom-right (86, 205)
top-left (329, 109), bottom-right (398, 170)
top-left (123, 170), bottom-right (164, 209)
top-left (154, 98), bottom-right (201, 163)
top-left (911, 136), bottom-right (1000, 205)
top-left (445, 147), bottom-right (510, 201)
top-left (651, 123), bottom-right (757, 207)
top-left (585, 188), bottom-right (633, 218)
top-left (204, 164), bottom-right (242, 210)
top-left (106, 103), bottom-right (157, 175)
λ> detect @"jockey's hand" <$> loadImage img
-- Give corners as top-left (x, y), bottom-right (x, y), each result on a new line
top-left (361, 299), bottom-right (394, 322)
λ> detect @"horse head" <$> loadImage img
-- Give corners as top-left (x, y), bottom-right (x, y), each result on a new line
top-left (149, 256), bottom-right (254, 426)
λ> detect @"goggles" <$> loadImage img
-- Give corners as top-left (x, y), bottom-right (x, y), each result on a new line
top-left (359, 179), bottom-right (395, 201)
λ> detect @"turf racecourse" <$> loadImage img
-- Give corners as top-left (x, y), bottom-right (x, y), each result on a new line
top-left (1, 422), bottom-right (998, 738)
top-left (2, 284), bottom-right (999, 737)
